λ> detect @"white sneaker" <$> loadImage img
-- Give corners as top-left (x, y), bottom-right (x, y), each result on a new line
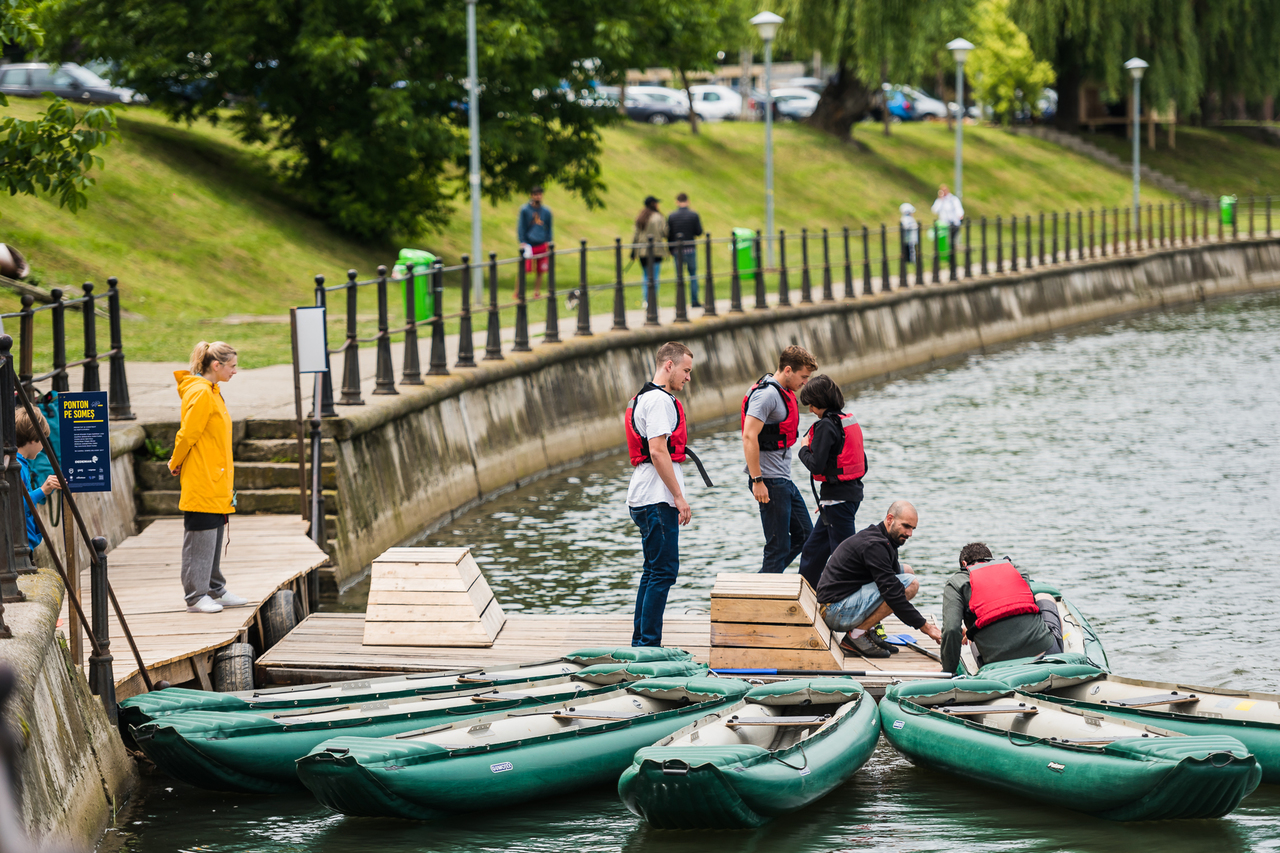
top-left (187, 595), bottom-right (223, 614)
top-left (215, 591), bottom-right (249, 607)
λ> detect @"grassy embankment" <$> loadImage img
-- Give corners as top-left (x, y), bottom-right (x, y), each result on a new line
top-left (10, 98), bottom-right (1265, 368)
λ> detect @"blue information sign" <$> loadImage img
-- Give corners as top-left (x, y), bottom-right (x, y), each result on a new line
top-left (58, 392), bottom-right (112, 493)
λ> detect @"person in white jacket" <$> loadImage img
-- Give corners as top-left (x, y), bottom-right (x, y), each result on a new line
top-left (930, 185), bottom-right (965, 262)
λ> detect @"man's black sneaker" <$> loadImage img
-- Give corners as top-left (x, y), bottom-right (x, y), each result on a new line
top-left (870, 624), bottom-right (900, 653)
top-left (838, 632), bottom-right (891, 659)
top-left (691, 301), bottom-right (702, 308)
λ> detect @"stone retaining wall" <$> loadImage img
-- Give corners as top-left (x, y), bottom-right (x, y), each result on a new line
top-left (316, 240), bottom-right (1280, 585)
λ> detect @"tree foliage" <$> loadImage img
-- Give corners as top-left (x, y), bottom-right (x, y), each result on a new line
top-left (967, 0), bottom-right (1054, 125)
top-left (0, 0), bottom-right (116, 214)
top-left (41, 0), bottom-right (655, 240)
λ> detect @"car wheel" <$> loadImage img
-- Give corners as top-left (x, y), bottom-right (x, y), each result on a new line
top-left (648, 113), bottom-right (670, 126)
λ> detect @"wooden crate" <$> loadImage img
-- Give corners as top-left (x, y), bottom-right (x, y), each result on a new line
top-left (362, 547), bottom-right (506, 647)
top-left (709, 573), bottom-right (844, 670)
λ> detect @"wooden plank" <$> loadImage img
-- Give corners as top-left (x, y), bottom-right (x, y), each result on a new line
top-left (365, 604), bottom-right (494, 623)
top-left (710, 622), bottom-right (830, 650)
top-left (362, 620), bottom-right (503, 648)
top-left (369, 560), bottom-right (481, 586)
top-left (479, 596), bottom-right (507, 639)
top-left (467, 572), bottom-right (496, 614)
top-left (368, 575), bottom-right (472, 594)
top-left (710, 597), bottom-right (813, 625)
top-left (367, 591), bottom-right (478, 608)
top-left (375, 547), bottom-right (470, 564)
top-left (710, 646), bottom-right (843, 671)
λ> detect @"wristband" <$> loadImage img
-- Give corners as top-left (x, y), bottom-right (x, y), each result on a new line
top-left (750, 476), bottom-right (765, 485)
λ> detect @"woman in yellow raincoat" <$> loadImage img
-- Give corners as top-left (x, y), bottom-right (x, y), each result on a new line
top-left (169, 341), bottom-right (245, 613)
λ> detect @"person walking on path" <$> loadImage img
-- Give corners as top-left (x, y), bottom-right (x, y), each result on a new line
top-left (631, 196), bottom-right (669, 306)
top-left (169, 341), bottom-right (248, 614)
top-left (940, 542), bottom-right (1063, 675)
top-left (625, 341), bottom-right (696, 647)
top-left (795, 375), bottom-right (866, 590)
top-left (930, 184), bottom-right (964, 256)
top-left (517, 186), bottom-right (553, 299)
top-left (742, 345), bottom-right (817, 575)
top-left (900, 202), bottom-right (920, 266)
top-left (816, 500), bottom-right (942, 659)
top-left (14, 407), bottom-right (61, 555)
top-left (667, 192), bottom-right (704, 307)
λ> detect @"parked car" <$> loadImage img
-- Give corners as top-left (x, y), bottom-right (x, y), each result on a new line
top-left (883, 83), bottom-right (947, 119)
top-left (885, 88), bottom-right (918, 122)
top-left (623, 86), bottom-right (689, 125)
top-left (770, 87), bottom-right (821, 120)
top-left (785, 77), bottom-right (826, 92)
top-left (0, 62), bottom-right (144, 104)
top-left (688, 84), bottom-right (743, 121)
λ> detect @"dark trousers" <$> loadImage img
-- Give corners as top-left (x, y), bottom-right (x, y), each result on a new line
top-left (675, 249), bottom-right (699, 304)
top-left (797, 500), bottom-right (860, 590)
top-left (630, 502), bottom-right (680, 647)
top-left (756, 478), bottom-right (812, 574)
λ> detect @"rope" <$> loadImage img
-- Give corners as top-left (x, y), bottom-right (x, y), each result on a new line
top-left (769, 741), bottom-right (809, 771)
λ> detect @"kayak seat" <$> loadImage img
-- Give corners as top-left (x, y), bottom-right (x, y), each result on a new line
top-left (727, 715), bottom-right (830, 727)
top-left (1100, 692), bottom-right (1199, 708)
top-left (938, 703), bottom-right (1038, 716)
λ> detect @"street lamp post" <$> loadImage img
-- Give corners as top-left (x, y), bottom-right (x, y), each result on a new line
top-left (467, 0), bottom-right (483, 301)
top-left (947, 38), bottom-right (974, 199)
top-left (751, 11), bottom-right (783, 267)
top-left (1124, 57), bottom-right (1148, 240)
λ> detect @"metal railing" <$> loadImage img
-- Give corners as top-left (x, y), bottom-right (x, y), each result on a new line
top-left (310, 196), bottom-right (1274, 409)
top-left (0, 277), bottom-right (135, 421)
top-left (0, 335), bottom-right (150, 722)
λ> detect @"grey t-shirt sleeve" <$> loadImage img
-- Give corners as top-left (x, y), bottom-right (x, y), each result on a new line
top-left (743, 380), bottom-right (792, 478)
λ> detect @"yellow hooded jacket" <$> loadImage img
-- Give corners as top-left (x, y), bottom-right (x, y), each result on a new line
top-left (168, 370), bottom-right (235, 515)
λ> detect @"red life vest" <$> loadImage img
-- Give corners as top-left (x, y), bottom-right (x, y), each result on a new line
top-left (741, 376), bottom-right (799, 451)
top-left (626, 382), bottom-right (688, 465)
top-left (967, 561), bottom-right (1041, 630)
top-left (806, 412), bottom-right (867, 482)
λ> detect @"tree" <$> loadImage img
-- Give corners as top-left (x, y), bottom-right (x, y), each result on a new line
top-left (776, 0), bottom-right (973, 141)
top-left (0, 0), bottom-right (115, 214)
top-left (40, 0), bottom-right (651, 240)
top-left (646, 0), bottom-right (748, 135)
top-left (967, 0), bottom-right (1054, 125)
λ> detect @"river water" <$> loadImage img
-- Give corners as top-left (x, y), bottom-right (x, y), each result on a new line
top-left (109, 292), bottom-right (1280, 851)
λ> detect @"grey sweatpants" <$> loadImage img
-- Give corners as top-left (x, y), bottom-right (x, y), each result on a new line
top-left (182, 525), bottom-right (227, 605)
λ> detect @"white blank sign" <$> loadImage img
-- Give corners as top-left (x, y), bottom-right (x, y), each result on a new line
top-left (295, 306), bottom-right (329, 373)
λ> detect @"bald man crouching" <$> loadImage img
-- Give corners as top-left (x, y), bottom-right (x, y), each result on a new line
top-left (815, 500), bottom-right (942, 659)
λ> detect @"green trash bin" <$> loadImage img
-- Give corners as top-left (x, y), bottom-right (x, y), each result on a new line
top-left (392, 248), bottom-right (436, 320)
top-left (1220, 195), bottom-right (1238, 227)
top-left (732, 227), bottom-right (757, 276)
top-left (927, 223), bottom-right (951, 262)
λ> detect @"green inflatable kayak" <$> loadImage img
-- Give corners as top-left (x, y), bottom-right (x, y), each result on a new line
top-left (979, 653), bottom-right (1280, 784)
top-left (297, 676), bottom-right (750, 820)
top-left (132, 659), bottom-right (704, 794)
top-left (880, 677), bottom-right (1261, 820)
top-left (119, 645), bottom-right (692, 732)
top-left (618, 678), bottom-right (880, 829)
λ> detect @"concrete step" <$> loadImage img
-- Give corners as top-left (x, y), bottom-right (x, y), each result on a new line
top-left (244, 418), bottom-right (343, 440)
top-left (136, 460), bottom-right (335, 491)
top-left (139, 489), bottom-right (338, 515)
top-left (236, 438), bottom-right (336, 464)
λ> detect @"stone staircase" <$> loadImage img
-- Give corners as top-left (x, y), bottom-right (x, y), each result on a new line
top-left (135, 422), bottom-right (342, 570)
top-left (1011, 126), bottom-right (1211, 203)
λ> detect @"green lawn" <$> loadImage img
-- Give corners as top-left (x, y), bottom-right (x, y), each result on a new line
top-left (10, 98), bottom-right (1268, 370)
top-left (1084, 125), bottom-right (1280, 198)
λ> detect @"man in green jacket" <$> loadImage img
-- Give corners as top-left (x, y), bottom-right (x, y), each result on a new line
top-left (940, 542), bottom-right (1063, 675)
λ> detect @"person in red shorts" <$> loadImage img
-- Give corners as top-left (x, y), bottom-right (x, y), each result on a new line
top-left (517, 185), bottom-right (553, 299)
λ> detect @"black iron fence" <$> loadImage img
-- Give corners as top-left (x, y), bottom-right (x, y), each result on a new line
top-left (0, 278), bottom-right (135, 421)
top-left (309, 196), bottom-right (1274, 411)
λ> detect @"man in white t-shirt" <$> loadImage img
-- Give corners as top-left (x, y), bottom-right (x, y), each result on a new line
top-left (624, 341), bottom-right (695, 646)
top-left (931, 184), bottom-right (965, 255)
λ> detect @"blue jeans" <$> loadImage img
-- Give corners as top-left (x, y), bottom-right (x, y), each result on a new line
top-left (797, 500), bottom-right (860, 590)
top-left (630, 503), bottom-right (680, 647)
top-left (642, 259), bottom-right (663, 302)
top-left (675, 249), bottom-right (699, 304)
top-left (755, 478), bottom-right (812, 574)
top-left (820, 574), bottom-right (914, 632)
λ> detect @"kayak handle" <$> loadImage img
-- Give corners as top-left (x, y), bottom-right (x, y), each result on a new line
top-left (661, 759), bottom-right (690, 777)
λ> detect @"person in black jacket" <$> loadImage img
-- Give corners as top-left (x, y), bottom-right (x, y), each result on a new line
top-left (795, 375), bottom-right (864, 590)
top-left (666, 193), bottom-right (704, 307)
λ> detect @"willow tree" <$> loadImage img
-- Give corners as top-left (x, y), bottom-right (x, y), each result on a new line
top-left (777, 0), bottom-right (973, 141)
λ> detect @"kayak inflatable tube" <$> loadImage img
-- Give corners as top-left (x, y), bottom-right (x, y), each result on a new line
top-left (881, 678), bottom-right (1261, 820)
top-left (618, 678), bottom-right (880, 828)
top-left (297, 676), bottom-right (750, 820)
top-left (1027, 582), bottom-right (1110, 671)
top-left (982, 654), bottom-right (1280, 785)
top-left (132, 659), bottom-right (704, 793)
top-left (118, 645), bottom-right (693, 733)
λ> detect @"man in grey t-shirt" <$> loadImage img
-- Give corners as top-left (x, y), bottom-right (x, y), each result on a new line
top-left (741, 345), bottom-right (817, 574)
